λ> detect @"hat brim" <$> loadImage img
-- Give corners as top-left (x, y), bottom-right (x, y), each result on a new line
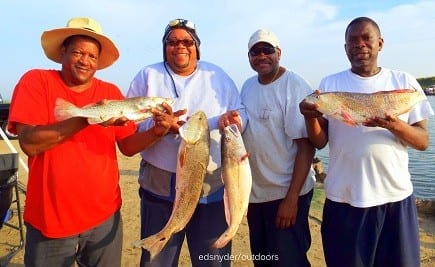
top-left (41, 28), bottom-right (119, 70)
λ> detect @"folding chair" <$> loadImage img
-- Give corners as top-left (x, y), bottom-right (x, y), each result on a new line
top-left (0, 152), bottom-right (25, 264)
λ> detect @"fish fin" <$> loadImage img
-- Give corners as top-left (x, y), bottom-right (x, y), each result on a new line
top-left (240, 152), bottom-right (250, 163)
top-left (86, 112), bottom-right (112, 124)
top-left (375, 88), bottom-right (415, 94)
top-left (338, 108), bottom-right (358, 127)
top-left (393, 89), bottom-right (415, 93)
top-left (211, 230), bottom-right (232, 249)
top-left (342, 120), bottom-right (358, 127)
top-left (132, 233), bottom-right (170, 261)
top-left (178, 147), bottom-right (187, 168)
top-left (82, 102), bottom-right (97, 109)
top-left (223, 188), bottom-right (231, 226)
top-left (54, 98), bottom-right (78, 122)
top-left (339, 113), bottom-right (358, 127)
top-left (87, 117), bottom-right (105, 124)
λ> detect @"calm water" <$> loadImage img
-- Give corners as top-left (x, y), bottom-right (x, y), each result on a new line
top-left (315, 96), bottom-right (435, 200)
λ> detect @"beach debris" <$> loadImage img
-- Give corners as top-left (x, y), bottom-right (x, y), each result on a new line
top-left (54, 96), bottom-right (174, 124)
top-left (304, 89), bottom-right (426, 126)
top-left (312, 157), bottom-right (326, 183)
top-left (212, 124), bottom-right (252, 248)
top-left (132, 111), bottom-right (210, 260)
top-left (415, 199), bottom-right (435, 216)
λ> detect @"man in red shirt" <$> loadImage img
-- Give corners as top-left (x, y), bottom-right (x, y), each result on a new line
top-left (8, 17), bottom-right (178, 267)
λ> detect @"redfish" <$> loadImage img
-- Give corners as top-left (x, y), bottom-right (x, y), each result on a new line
top-left (304, 89), bottom-right (426, 126)
top-left (54, 96), bottom-right (174, 124)
top-left (133, 111), bottom-right (210, 260)
top-left (212, 124), bottom-right (252, 249)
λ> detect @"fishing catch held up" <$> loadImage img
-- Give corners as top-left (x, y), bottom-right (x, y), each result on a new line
top-left (133, 111), bottom-right (210, 260)
top-left (212, 124), bottom-right (252, 249)
top-left (304, 89), bottom-right (426, 126)
top-left (54, 96), bottom-right (174, 124)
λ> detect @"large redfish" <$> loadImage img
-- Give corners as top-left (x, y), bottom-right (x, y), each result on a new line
top-left (133, 111), bottom-right (210, 260)
top-left (54, 96), bottom-right (174, 124)
top-left (304, 89), bottom-right (426, 126)
top-left (212, 124), bottom-right (252, 248)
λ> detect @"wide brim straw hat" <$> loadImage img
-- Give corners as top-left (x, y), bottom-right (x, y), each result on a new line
top-left (41, 17), bottom-right (119, 70)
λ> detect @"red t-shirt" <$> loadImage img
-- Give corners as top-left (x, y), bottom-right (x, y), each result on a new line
top-left (8, 69), bottom-right (136, 238)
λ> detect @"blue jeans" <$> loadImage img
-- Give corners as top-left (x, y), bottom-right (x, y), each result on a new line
top-left (139, 188), bottom-right (231, 267)
top-left (247, 190), bottom-right (313, 267)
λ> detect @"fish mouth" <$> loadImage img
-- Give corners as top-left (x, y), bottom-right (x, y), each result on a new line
top-left (226, 124), bottom-right (240, 136)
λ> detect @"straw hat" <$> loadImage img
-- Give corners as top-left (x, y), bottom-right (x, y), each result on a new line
top-left (41, 17), bottom-right (119, 69)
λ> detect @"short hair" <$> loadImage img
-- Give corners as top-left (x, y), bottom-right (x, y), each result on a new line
top-left (345, 17), bottom-right (381, 39)
top-left (62, 35), bottom-right (101, 52)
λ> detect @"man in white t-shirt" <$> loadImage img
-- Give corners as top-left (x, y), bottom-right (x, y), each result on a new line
top-left (127, 18), bottom-right (245, 267)
top-left (299, 17), bottom-right (434, 267)
top-left (241, 29), bottom-right (316, 267)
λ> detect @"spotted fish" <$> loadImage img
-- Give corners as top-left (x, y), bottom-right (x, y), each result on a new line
top-left (54, 96), bottom-right (174, 124)
top-left (212, 124), bottom-right (252, 248)
top-left (133, 111), bottom-right (210, 261)
top-left (304, 89), bottom-right (426, 126)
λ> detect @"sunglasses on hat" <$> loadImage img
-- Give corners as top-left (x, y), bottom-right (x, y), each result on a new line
top-left (249, 46), bottom-right (276, 56)
top-left (167, 19), bottom-right (196, 31)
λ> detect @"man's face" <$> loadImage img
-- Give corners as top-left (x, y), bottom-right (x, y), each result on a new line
top-left (60, 36), bottom-right (100, 87)
top-left (345, 21), bottom-right (384, 76)
top-left (164, 28), bottom-right (198, 75)
top-left (248, 42), bottom-right (281, 76)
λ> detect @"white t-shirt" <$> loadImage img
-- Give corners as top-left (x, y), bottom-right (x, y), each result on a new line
top-left (320, 68), bottom-right (434, 207)
top-left (241, 69), bottom-right (316, 203)
top-left (127, 61), bottom-right (246, 173)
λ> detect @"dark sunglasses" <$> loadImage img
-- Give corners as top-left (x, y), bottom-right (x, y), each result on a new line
top-left (165, 39), bottom-right (196, 47)
top-left (249, 46), bottom-right (276, 56)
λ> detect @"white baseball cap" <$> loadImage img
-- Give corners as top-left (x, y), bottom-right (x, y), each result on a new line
top-left (248, 29), bottom-right (280, 50)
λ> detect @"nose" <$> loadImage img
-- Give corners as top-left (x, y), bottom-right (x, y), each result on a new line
top-left (352, 38), bottom-right (366, 48)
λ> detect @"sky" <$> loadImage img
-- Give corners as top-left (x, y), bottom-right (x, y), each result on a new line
top-left (1, 0), bottom-right (434, 100)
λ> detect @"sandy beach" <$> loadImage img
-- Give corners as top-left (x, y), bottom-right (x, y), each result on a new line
top-left (1, 139), bottom-right (434, 266)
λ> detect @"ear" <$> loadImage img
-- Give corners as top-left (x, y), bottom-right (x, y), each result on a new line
top-left (276, 47), bottom-right (282, 59)
top-left (60, 46), bottom-right (66, 59)
top-left (378, 37), bottom-right (384, 51)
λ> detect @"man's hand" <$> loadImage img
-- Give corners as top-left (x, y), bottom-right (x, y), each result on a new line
top-left (218, 110), bottom-right (242, 131)
top-left (151, 102), bottom-right (187, 136)
top-left (363, 113), bottom-right (397, 130)
top-left (299, 90), bottom-right (323, 119)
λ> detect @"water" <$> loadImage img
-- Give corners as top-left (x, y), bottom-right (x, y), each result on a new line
top-left (315, 96), bottom-right (435, 200)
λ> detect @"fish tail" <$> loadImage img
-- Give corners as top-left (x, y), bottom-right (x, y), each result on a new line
top-left (132, 232), bottom-right (170, 261)
top-left (54, 98), bottom-right (78, 122)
